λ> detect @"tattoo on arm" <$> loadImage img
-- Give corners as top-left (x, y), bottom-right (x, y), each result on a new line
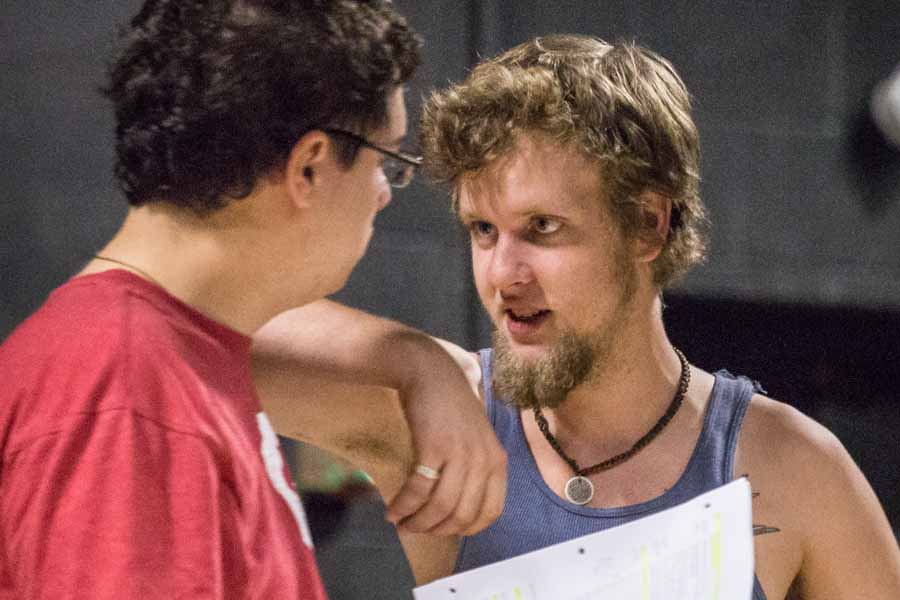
top-left (741, 473), bottom-right (782, 537)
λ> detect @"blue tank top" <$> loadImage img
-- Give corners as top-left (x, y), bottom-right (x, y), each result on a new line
top-left (455, 348), bottom-right (767, 600)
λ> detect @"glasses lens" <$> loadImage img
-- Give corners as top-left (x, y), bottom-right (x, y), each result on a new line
top-left (384, 158), bottom-right (413, 188)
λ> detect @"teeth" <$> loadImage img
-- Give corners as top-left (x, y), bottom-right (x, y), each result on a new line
top-left (508, 309), bottom-right (546, 320)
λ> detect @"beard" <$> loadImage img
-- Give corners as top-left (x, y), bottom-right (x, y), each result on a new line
top-left (491, 254), bottom-right (638, 410)
top-left (492, 328), bottom-right (598, 409)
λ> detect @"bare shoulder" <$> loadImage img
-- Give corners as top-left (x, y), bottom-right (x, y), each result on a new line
top-left (739, 393), bottom-right (842, 474)
top-left (738, 392), bottom-right (872, 529)
top-left (737, 393), bottom-right (900, 599)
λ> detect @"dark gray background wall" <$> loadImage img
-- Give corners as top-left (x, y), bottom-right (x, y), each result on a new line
top-left (0, 0), bottom-right (900, 342)
top-left (3, 2), bottom-right (899, 338)
top-left (2, 2), bottom-right (899, 598)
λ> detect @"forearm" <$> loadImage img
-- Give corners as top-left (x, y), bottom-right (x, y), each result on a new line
top-left (251, 299), bottom-right (475, 450)
top-left (253, 299), bottom-right (472, 395)
top-left (253, 300), bottom-right (506, 538)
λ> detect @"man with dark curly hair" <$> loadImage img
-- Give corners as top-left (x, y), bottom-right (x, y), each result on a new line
top-left (253, 35), bottom-right (900, 598)
top-left (0, 1), bottom-right (506, 598)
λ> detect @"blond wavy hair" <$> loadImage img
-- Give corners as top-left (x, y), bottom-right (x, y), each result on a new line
top-left (420, 35), bottom-right (707, 288)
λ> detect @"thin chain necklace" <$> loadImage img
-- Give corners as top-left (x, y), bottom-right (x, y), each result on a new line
top-left (533, 347), bottom-right (691, 506)
top-left (93, 255), bottom-right (165, 289)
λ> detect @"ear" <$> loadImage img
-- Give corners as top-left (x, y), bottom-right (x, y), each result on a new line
top-left (282, 130), bottom-right (333, 209)
top-left (632, 192), bottom-right (672, 263)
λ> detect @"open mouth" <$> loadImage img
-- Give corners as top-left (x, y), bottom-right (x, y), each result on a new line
top-left (506, 309), bottom-right (551, 323)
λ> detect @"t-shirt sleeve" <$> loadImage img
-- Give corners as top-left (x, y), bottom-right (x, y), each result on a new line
top-left (1, 408), bottom-right (239, 599)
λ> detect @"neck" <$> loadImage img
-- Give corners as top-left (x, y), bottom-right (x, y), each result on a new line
top-left (82, 201), bottom-right (323, 335)
top-left (537, 297), bottom-right (688, 451)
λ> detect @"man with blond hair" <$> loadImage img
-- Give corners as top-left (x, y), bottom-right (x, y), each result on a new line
top-left (254, 35), bottom-right (900, 598)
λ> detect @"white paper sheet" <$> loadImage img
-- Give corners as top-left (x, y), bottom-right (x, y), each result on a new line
top-left (414, 478), bottom-right (754, 600)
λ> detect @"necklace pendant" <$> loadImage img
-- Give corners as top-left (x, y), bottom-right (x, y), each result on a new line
top-left (564, 475), bottom-right (594, 505)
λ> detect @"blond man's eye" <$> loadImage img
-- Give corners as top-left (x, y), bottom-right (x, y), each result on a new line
top-left (532, 217), bottom-right (561, 234)
top-left (469, 221), bottom-right (495, 237)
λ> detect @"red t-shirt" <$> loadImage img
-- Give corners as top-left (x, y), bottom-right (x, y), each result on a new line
top-left (0, 270), bottom-right (328, 599)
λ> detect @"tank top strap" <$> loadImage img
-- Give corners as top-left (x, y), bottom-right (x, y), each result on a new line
top-left (693, 369), bottom-right (765, 487)
top-left (478, 348), bottom-right (496, 424)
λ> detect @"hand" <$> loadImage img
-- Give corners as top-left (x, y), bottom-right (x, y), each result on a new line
top-left (384, 337), bottom-right (507, 537)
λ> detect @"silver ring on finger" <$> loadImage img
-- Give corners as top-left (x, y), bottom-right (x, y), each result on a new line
top-left (414, 464), bottom-right (441, 480)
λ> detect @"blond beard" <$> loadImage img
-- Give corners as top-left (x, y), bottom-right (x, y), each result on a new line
top-left (492, 329), bottom-right (598, 409)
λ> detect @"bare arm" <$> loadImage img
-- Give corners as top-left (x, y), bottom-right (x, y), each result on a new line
top-left (251, 299), bottom-right (505, 538)
top-left (794, 422), bottom-right (900, 598)
top-left (741, 397), bottom-right (900, 599)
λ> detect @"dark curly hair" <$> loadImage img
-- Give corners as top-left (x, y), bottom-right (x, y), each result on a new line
top-left (103, 0), bottom-right (422, 213)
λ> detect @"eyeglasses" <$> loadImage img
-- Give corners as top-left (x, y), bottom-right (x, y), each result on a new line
top-left (322, 128), bottom-right (423, 188)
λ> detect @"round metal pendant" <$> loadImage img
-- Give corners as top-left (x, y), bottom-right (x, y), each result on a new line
top-left (564, 476), bottom-right (594, 505)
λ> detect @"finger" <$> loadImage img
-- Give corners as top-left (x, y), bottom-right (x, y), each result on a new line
top-left (427, 459), bottom-right (488, 536)
top-left (397, 460), bottom-right (466, 533)
top-left (384, 463), bottom-right (441, 524)
top-left (460, 464), bottom-right (507, 536)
